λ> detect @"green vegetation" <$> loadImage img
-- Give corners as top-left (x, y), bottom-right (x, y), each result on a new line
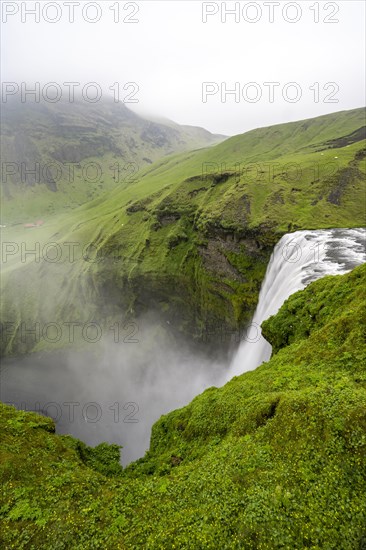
top-left (1, 107), bottom-right (365, 356)
top-left (1, 264), bottom-right (366, 548)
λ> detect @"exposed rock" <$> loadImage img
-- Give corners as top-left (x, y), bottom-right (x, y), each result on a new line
top-left (327, 166), bottom-right (363, 206)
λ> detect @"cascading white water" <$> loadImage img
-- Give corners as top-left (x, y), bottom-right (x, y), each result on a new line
top-left (223, 227), bottom-right (366, 383)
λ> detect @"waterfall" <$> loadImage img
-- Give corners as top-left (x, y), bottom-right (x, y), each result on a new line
top-left (223, 227), bottom-right (366, 382)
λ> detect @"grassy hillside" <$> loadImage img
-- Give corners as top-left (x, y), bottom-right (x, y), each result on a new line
top-left (1, 264), bottom-right (365, 549)
top-left (1, 108), bottom-right (365, 357)
top-left (0, 97), bottom-right (225, 221)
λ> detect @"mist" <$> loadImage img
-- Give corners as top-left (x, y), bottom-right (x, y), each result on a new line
top-left (0, 316), bottom-right (227, 465)
top-left (0, 222), bottom-right (227, 465)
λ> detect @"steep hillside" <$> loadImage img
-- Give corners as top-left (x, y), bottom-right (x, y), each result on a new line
top-left (1, 264), bottom-right (365, 549)
top-left (0, 96), bottom-right (225, 220)
top-left (1, 108), bottom-right (365, 357)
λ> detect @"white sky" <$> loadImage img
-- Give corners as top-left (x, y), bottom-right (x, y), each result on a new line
top-left (1, 0), bottom-right (365, 135)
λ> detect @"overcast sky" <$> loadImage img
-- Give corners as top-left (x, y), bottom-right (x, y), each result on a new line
top-left (1, 0), bottom-right (365, 135)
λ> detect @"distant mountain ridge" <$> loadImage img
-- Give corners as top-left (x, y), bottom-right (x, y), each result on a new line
top-left (0, 96), bottom-right (225, 219)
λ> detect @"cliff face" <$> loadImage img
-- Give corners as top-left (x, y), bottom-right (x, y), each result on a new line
top-left (1, 264), bottom-right (365, 549)
top-left (69, 107), bottom-right (366, 350)
top-left (64, 107), bottom-right (366, 336)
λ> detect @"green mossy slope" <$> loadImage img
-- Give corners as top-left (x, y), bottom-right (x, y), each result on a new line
top-left (1, 264), bottom-right (366, 549)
